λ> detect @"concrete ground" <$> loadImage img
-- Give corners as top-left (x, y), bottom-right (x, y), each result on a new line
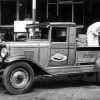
top-left (0, 74), bottom-right (100, 100)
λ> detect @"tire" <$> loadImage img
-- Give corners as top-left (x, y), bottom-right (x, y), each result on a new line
top-left (2, 62), bottom-right (34, 95)
top-left (68, 74), bottom-right (83, 81)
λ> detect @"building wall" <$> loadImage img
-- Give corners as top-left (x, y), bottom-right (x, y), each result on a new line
top-left (0, 0), bottom-right (100, 40)
top-left (0, 0), bottom-right (32, 25)
top-left (0, 0), bottom-right (100, 26)
top-left (1, 1), bottom-right (16, 25)
top-left (36, 0), bottom-right (84, 25)
top-left (83, 0), bottom-right (100, 32)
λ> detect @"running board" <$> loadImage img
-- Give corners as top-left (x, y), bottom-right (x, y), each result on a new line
top-left (45, 65), bottom-right (94, 75)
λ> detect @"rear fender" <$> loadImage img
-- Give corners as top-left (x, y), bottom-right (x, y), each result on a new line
top-left (95, 57), bottom-right (100, 72)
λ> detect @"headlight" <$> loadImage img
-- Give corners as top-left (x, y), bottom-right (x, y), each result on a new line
top-left (1, 48), bottom-right (8, 58)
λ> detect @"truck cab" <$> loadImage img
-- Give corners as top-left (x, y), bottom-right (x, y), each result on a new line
top-left (26, 22), bottom-right (76, 68)
top-left (0, 22), bottom-right (100, 95)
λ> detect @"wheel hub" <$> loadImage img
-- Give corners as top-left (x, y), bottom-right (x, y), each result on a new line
top-left (10, 69), bottom-right (29, 89)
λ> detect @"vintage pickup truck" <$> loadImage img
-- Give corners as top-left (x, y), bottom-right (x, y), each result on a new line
top-left (0, 22), bottom-right (100, 94)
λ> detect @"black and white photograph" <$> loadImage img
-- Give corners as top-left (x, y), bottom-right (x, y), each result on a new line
top-left (0, 0), bottom-right (100, 100)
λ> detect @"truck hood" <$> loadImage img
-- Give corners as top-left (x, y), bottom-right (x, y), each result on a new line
top-left (6, 41), bottom-right (50, 48)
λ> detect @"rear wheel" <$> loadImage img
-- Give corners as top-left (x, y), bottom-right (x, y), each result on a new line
top-left (2, 62), bottom-right (34, 95)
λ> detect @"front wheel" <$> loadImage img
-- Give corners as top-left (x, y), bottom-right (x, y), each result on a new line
top-left (2, 62), bottom-right (34, 95)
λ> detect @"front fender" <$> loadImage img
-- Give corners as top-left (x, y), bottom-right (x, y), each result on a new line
top-left (4, 55), bottom-right (36, 64)
top-left (4, 55), bottom-right (50, 75)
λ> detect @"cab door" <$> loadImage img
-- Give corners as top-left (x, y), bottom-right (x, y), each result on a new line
top-left (49, 26), bottom-right (68, 66)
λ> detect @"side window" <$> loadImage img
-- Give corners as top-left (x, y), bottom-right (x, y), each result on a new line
top-left (51, 27), bottom-right (67, 42)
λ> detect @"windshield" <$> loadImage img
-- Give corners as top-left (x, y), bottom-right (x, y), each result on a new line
top-left (8, 27), bottom-right (49, 42)
top-left (28, 27), bottom-right (49, 40)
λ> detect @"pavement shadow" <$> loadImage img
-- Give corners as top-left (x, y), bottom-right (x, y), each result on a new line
top-left (32, 74), bottom-right (98, 90)
top-left (1, 73), bottom-right (99, 95)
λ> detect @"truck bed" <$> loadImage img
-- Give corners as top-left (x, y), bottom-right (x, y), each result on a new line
top-left (76, 46), bottom-right (100, 64)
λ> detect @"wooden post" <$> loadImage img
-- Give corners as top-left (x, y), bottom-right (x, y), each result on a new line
top-left (46, 0), bottom-right (48, 19)
top-left (25, 0), bottom-right (27, 18)
top-left (57, 0), bottom-right (59, 16)
top-left (72, 0), bottom-right (74, 22)
top-left (16, 0), bottom-right (20, 20)
top-left (31, 0), bottom-right (36, 39)
top-left (0, 1), bottom-right (1, 24)
top-left (32, 0), bottom-right (36, 23)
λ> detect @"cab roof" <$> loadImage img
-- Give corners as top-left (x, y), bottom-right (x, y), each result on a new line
top-left (26, 22), bottom-right (76, 29)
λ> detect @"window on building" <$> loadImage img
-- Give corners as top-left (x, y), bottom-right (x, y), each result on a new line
top-left (59, 4), bottom-right (72, 22)
top-left (48, 5), bottom-right (57, 21)
top-left (74, 3), bottom-right (84, 24)
top-left (47, 0), bottom-right (84, 25)
top-left (48, 0), bottom-right (57, 3)
top-left (1, 1), bottom-right (16, 25)
top-left (19, 0), bottom-right (32, 20)
top-left (0, 0), bottom-right (32, 25)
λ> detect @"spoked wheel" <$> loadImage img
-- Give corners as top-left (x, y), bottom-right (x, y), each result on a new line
top-left (68, 74), bottom-right (83, 81)
top-left (2, 62), bottom-right (34, 95)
